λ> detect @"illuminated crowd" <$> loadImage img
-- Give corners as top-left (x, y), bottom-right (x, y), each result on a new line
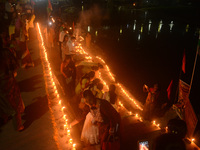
top-left (0, 0), bottom-right (198, 149)
top-left (44, 12), bottom-right (193, 149)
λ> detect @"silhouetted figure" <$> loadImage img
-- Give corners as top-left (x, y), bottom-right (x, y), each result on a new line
top-left (143, 83), bottom-right (160, 121)
top-left (153, 133), bottom-right (186, 150)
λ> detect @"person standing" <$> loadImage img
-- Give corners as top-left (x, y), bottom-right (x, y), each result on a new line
top-left (67, 35), bottom-right (76, 54)
top-left (61, 35), bottom-right (69, 61)
top-left (70, 90), bottom-right (121, 148)
top-left (19, 14), bottom-right (34, 68)
top-left (27, 12), bottom-right (35, 41)
top-left (60, 55), bottom-right (76, 98)
top-left (59, 28), bottom-right (67, 58)
top-left (5, 0), bottom-right (14, 25)
top-left (143, 83), bottom-right (160, 121)
top-left (103, 84), bottom-right (118, 109)
top-left (48, 23), bottom-right (55, 48)
top-left (85, 32), bottom-right (91, 49)
top-left (82, 90), bottom-right (121, 147)
top-left (0, 45), bottom-right (25, 131)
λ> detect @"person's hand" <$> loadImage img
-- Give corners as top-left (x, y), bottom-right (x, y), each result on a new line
top-left (14, 71), bottom-right (17, 77)
top-left (109, 128), bottom-right (115, 135)
top-left (143, 84), bottom-right (148, 89)
top-left (78, 102), bottom-right (85, 109)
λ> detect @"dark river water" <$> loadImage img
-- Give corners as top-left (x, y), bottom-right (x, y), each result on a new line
top-left (79, 6), bottom-right (200, 105)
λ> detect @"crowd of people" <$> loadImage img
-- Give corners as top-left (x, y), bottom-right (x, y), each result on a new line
top-left (27, 5), bottom-right (122, 149)
top-left (0, 1), bottom-right (191, 150)
top-left (0, 0), bottom-right (36, 131)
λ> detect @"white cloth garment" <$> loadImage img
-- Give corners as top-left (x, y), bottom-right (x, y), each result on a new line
top-left (81, 112), bottom-right (99, 145)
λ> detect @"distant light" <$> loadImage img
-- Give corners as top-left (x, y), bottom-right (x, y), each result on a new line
top-left (120, 28), bottom-right (122, 34)
top-left (133, 3), bottom-right (136, 6)
top-left (140, 24), bottom-right (143, 33)
top-left (186, 24), bottom-right (189, 32)
top-left (82, 5), bottom-right (84, 11)
top-left (169, 21), bottom-right (174, 32)
top-left (148, 20), bottom-right (152, 32)
top-left (88, 26), bottom-right (90, 32)
top-left (158, 20), bottom-right (163, 33)
top-left (138, 34), bottom-right (141, 41)
top-left (133, 20), bottom-right (136, 31)
top-left (95, 31), bottom-right (98, 36)
top-left (127, 24), bottom-right (129, 28)
top-left (191, 138), bottom-right (195, 143)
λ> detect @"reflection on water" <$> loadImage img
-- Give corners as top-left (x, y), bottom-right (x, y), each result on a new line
top-left (89, 19), bottom-right (199, 43)
top-left (82, 9), bottom-right (199, 103)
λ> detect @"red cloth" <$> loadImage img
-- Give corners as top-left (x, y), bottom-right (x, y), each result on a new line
top-left (48, 0), bottom-right (52, 10)
top-left (167, 80), bottom-right (173, 100)
top-left (182, 51), bottom-right (186, 73)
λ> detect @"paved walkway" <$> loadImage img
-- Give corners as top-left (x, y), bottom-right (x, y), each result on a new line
top-left (0, 28), bottom-right (58, 150)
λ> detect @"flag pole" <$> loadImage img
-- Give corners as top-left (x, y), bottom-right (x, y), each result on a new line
top-left (189, 31), bottom-right (200, 95)
top-left (173, 49), bottom-right (186, 104)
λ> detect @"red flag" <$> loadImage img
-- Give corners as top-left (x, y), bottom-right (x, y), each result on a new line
top-left (48, 0), bottom-right (52, 11)
top-left (167, 80), bottom-right (173, 100)
top-left (182, 51), bottom-right (186, 73)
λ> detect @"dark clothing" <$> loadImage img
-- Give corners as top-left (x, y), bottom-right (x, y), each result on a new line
top-left (99, 99), bottom-right (121, 129)
top-left (0, 48), bottom-right (24, 129)
top-left (109, 91), bottom-right (117, 105)
top-left (63, 60), bottom-right (76, 78)
top-left (63, 60), bottom-right (76, 98)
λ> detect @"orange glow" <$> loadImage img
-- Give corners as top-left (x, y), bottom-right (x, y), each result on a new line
top-left (140, 145), bottom-right (148, 150)
top-left (64, 124), bottom-right (66, 130)
top-left (69, 138), bottom-right (73, 144)
top-left (58, 100), bottom-right (61, 105)
top-left (37, 22), bottom-right (76, 149)
top-left (51, 18), bottom-right (55, 23)
top-left (61, 106), bottom-right (65, 112)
